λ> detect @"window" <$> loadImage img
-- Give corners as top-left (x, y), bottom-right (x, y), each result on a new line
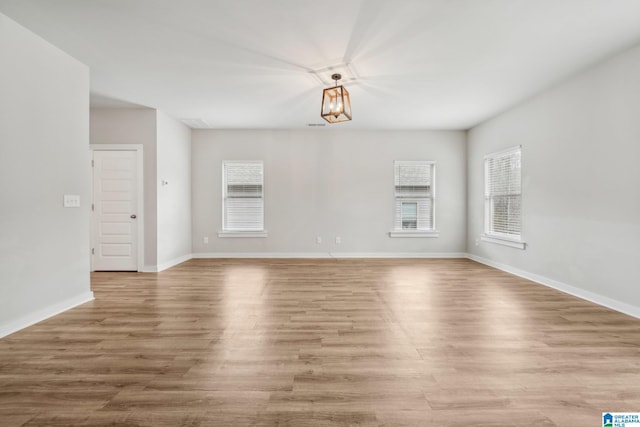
top-left (401, 201), bottom-right (418, 229)
top-left (391, 161), bottom-right (437, 237)
top-left (483, 146), bottom-right (524, 248)
top-left (220, 161), bottom-right (266, 236)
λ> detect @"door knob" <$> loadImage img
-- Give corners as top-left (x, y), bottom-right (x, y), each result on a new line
top-left (130, 214), bottom-right (137, 219)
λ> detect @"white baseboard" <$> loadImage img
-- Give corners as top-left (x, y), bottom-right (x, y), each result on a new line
top-left (330, 252), bottom-right (468, 259)
top-left (192, 252), bottom-right (468, 259)
top-left (0, 291), bottom-right (95, 339)
top-left (155, 253), bottom-right (193, 272)
top-left (192, 252), bottom-right (331, 259)
top-left (5, 255), bottom-right (634, 342)
top-left (467, 253), bottom-right (640, 319)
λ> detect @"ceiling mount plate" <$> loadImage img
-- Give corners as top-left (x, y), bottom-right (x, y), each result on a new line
top-left (310, 63), bottom-right (360, 86)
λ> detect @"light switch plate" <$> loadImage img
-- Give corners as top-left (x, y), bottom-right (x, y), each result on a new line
top-left (63, 194), bottom-right (81, 208)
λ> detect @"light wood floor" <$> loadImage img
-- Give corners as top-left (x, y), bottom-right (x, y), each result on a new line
top-left (1, 258), bottom-right (639, 426)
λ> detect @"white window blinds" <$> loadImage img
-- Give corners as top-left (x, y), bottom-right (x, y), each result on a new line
top-left (484, 146), bottom-right (521, 239)
top-left (223, 161), bottom-right (264, 231)
top-left (394, 161), bottom-right (435, 231)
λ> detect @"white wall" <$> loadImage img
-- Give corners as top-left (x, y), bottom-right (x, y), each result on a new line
top-left (468, 43), bottom-right (640, 312)
top-left (192, 130), bottom-right (466, 256)
top-left (90, 108), bottom-right (158, 269)
top-left (0, 13), bottom-right (92, 337)
top-left (156, 111), bottom-right (192, 269)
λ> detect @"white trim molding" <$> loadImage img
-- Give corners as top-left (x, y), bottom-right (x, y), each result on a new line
top-left (389, 230), bottom-right (440, 238)
top-left (194, 252), bottom-right (330, 259)
top-left (90, 144), bottom-right (144, 151)
top-left (0, 291), bottom-right (94, 339)
top-left (156, 253), bottom-right (193, 272)
top-left (467, 253), bottom-right (640, 320)
top-left (483, 144), bottom-right (522, 159)
top-left (481, 234), bottom-right (526, 249)
top-left (331, 252), bottom-right (465, 259)
top-left (218, 231), bottom-right (268, 238)
top-left (193, 252), bottom-right (467, 259)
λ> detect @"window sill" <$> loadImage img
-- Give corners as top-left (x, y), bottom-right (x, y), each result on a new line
top-left (389, 230), bottom-right (439, 238)
top-left (218, 231), bottom-right (268, 238)
top-left (481, 235), bottom-right (526, 250)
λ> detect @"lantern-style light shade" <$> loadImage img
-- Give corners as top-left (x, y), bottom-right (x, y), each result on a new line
top-left (321, 74), bottom-right (352, 123)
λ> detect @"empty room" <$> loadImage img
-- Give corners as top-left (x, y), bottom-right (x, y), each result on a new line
top-left (1, 1), bottom-right (640, 426)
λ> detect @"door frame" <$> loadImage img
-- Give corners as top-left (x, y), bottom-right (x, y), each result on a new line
top-left (90, 144), bottom-right (144, 272)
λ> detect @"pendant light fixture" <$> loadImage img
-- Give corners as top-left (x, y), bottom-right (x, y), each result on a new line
top-left (321, 73), bottom-right (352, 123)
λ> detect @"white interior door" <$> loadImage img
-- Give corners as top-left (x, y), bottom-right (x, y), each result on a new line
top-left (92, 150), bottom-right (139, 271)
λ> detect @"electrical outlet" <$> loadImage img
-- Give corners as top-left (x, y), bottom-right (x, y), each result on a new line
top-left (316, 236), bottom-right (322, 244)
top-left (335, 236), bottom-right (341, 244)
top-left (63, 194), bottom-right (81, 208)
top-left (475, 238), bottom-right (479, 246)
top-left (203, 236), bottom-right (209, 244)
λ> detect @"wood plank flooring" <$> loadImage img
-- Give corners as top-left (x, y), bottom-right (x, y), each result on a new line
top-left (1, 258), bottom-right (639, 426)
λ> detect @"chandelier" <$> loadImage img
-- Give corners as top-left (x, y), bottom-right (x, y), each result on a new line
top-left (321, 73), bottom-right (352, 123)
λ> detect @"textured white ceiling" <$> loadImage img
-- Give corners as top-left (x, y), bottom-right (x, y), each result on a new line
top-left (2, 0), bottom-right (640, 129)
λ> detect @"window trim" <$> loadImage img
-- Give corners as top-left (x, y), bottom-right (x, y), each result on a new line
top-left (390, 160), bottom-right (438, 238)
top-left (481, 234), bottom-right (525, 249)
top-left (389, 230), bottom-right (440, 238)
top-left (220, 160), bottom-right (266, 236)
top-left (218, 231), bottom-right (268, 238)
top-left (483, 145), bottom-right (525, 249)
